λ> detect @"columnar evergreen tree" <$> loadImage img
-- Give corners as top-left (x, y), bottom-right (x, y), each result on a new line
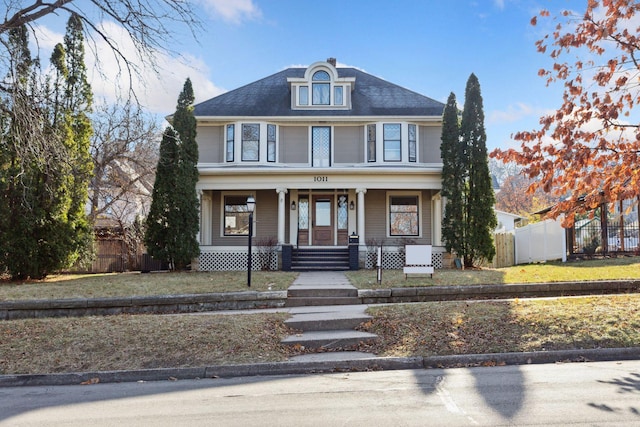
top-left (440, 75), bottom-right (496, 268)
top-left (145, 127), bottom-right (181, 265)
top-left (145, 79), bottom-right (200, 270)
top-left (55, 13), bottom-right (95, 267)
top-left (440, 92), bottom-right (465, 257)
top-left (0, 15), bottom-right (93, 279)
top-left (461, 74), bottom-right (496, 266)
top-left (171, 78), bottom-right (200, 269)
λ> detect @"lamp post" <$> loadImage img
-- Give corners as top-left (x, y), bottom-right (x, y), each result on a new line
top-left (246, 195), bottom-right (255, 288)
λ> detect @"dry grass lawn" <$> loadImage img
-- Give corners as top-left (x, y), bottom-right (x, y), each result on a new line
top-left (0, 312), bottom-right (294, 375)
top-left (358, 294), bottom-right (640, 357)
top-left (0, 271), bottom-right (298, 301)
top-left (2, 257), bottom-right (640, 376)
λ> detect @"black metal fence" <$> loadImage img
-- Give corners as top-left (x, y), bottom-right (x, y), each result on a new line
top-left (570, 220), bottom-right (640, 256)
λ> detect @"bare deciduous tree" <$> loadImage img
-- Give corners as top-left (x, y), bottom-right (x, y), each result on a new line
top-left (90, 100), bottom-right (160, 227)
top-left (1, 0), bottom-right (200, 99)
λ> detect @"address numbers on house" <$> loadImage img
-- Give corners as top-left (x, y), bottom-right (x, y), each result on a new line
top-left (314, 176), bottom-right (328, 182)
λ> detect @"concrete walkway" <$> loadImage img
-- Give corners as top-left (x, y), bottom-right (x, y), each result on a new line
top-left (290, 271), bottom-right (354, 287)
top-left (282, 271), bottom-right (378, 361)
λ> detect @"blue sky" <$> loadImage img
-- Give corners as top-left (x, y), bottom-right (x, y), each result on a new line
top-left (34, 0), bottom-right (587, 151)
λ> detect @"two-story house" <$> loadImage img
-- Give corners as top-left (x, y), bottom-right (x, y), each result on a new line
top-left (192, 58), bottom-right (447, 271)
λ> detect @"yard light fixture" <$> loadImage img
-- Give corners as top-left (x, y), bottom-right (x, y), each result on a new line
top-left (246, 196), bottom-right (255, 288)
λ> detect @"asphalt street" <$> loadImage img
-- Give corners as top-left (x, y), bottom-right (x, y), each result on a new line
top-left (1, 360), bottom-right (639, 426)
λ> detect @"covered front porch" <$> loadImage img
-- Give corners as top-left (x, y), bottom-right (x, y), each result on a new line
top-left (194, 169), bottom-right (445, 271)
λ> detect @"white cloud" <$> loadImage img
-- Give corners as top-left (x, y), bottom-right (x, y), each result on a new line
top-left (82, 21), bottom-right (223, 114)
top-left (488, 103), bottom-right (535, 124)
top-left (31, 20), bottom-right (224, 117)
top-left (198, 0), bottom-right (262, 24)
top-left (494, 0), bottom-right (505, 10)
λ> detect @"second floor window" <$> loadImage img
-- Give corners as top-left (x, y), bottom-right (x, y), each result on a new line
top-left (226, 124), bottom-right (234, 162)
top-left (408, 124), bottom-right (417, 162)
top-left (242, 124), bottom-right (259, 161)
top-left (267, 124), bottom-right (276, 162)
top-left (312, 126), bottom-right (331, 167)
top-left (384, 124), bottom-right (401, 161)
top-left (367, 124), bottom-right (376, 162)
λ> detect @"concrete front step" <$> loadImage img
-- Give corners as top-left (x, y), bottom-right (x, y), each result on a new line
top-left (285, 311), bottom-right (372, 331)
top-left (285, 296), bottom-right (362, 307)
top-left (291, 265), bottom-right (350, 271)
top-left (281, 330), bottom-right (378, 350)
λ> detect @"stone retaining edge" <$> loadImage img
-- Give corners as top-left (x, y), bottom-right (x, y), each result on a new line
top-left (360, 280), bottom-right (640, 304)
top-left (2, 348), bottom-right (638, 387)
top-left (0, 291), bottom-right (288, 320)
top-left (2, 280), bottom-right (639, 320)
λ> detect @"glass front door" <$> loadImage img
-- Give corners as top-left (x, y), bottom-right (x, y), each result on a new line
top-left (312, 195), bottom-right (333, 245)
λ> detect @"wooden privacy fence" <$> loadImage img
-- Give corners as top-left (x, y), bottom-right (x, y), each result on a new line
top-left (72, 239), bottom-right (168, 273)
top-left (488, 231), bottom-right (515, 268)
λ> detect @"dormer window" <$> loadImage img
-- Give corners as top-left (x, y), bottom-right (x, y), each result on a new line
top-left (312, 71), bottom-right (331, 105)
top-left (299, 86), bottom-right (309, 105)
top-left (288, 60), bottom-right (355, 110)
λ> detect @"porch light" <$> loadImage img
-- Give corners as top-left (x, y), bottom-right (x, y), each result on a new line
top-left (349, 200), bottom-right (355, 210)
top-left (291, 200), bottom-right (296, 210)
top-left (246, 195), bottom-right (255, 287)
top-left (247, 196), bottom-right (256, 214)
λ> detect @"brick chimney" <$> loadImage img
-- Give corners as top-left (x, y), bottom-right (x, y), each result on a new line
top-left (327, 57), bottom-right (337, 67)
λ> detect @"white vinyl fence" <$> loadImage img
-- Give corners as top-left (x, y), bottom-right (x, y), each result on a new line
top-left (515, 219), bottom-right (567, 264)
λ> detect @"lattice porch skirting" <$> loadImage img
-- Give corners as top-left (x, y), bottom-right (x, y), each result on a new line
top-left (365, 249), bottom-right (444, 270)
top-left (197, 250), bottom-right (278, 271)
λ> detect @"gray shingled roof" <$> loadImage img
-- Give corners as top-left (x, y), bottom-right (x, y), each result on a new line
top-left (193, 67), bottom-right (445, 117)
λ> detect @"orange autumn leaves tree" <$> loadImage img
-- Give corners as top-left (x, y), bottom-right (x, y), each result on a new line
top-left (491, 0), bottom-right (640, 226)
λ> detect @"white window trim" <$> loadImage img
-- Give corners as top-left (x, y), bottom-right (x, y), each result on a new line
top-left (364, 123), bottom-right (420, 164)
top-left (309, 125), bottom-right (333, 167)
top-left (386, 191), bottom-right (422, 238)
top-left (227, 122), bottom-right (278, 164)
top-left (221, 191), bottom-right (256, 238)
top-left (288, 62), bottom-right (354, 110)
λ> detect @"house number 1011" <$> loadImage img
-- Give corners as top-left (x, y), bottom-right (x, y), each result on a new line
top-left (314, 176), bottom-right (328, 182)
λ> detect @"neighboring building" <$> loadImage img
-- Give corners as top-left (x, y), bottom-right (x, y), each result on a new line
top-left (192, 59), bottom-right (447, 271)
top-left (495, 209), bottom-right (523, 232)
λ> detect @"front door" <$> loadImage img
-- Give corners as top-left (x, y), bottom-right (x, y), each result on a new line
top-left (312, 195), bottom-right (333, 245)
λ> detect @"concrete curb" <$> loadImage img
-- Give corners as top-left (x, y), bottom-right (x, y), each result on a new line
top-left (2, 348), bottom-right (639, 388)
top-left (2, 280), bottom-right (639, 320)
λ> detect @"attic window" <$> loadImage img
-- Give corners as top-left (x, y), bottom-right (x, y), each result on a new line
top-left (312, 71), bottom-right (330, 105)
top-left (289, 61), bottom-right (355, 110)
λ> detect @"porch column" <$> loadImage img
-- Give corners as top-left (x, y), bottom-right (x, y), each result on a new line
top-left (356, 188), bottom-right (367, 246)
top-left (276, 188), bottom-right (288, 244)
top-left (200, 190), bottom-right (212, 246)
top-left (432, 192), bottom-right (442, 246)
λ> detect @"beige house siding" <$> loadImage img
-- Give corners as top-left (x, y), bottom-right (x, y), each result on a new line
top-left (198, 126), bottom-right (224, 163)
top-left (363, 189), bottom-right (434, 245)
top-left (420, 126), bottom-right (442, 164)
top-left (254, 189), bottom-right (279, 241)
top-left (364, 190), bottom-right (387, 244)
top-left (421, 190), bottom-right (434, 242)
top-left (334, 126), bottom-right (363, 164)
top-left (280, 126), bottom-right (308, 164)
